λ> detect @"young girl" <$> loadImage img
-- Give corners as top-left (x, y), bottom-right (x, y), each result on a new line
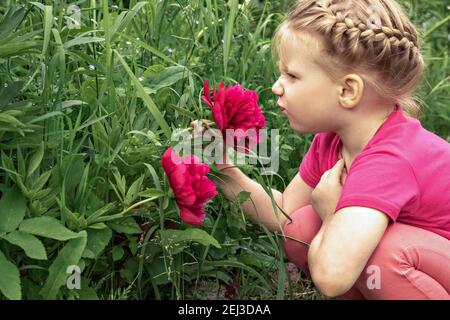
top-left (204, 0), bottom-right (450, 299)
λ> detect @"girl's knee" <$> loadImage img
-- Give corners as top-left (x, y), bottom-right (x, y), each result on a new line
top-left (283, 205), bottom-right (322, 275)
top-left (283, 205), bottom-right (322, 242)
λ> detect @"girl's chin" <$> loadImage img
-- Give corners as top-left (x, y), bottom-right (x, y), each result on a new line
top-left (289, 121), bottom-right (314, 134)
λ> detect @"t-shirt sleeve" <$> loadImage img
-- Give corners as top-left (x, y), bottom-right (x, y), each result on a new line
top-left (299, 134), bottom-right (322, 188)
top-left (335, 152), bottom-right (420, 222)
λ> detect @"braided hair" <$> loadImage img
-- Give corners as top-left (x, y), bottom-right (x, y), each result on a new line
top-left (273, 0), bottom-right (425, 116)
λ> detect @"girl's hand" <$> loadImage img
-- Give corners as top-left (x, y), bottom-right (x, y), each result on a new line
top-left (190, 119), bottom-right (213, 140)
top-left (189, 120), bottom-right (233, 169)
top-left (311, 159), bottom-right (346, 221)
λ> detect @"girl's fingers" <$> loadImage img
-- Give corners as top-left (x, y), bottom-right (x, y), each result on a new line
top-left (320, 159), bottom-right (346, 184)
top-left (191, 120), bottom-right (205, 137)
top-left (328, 159), bottom-right (346, 184)
top-left (190, 120), bottom-right (203, 130)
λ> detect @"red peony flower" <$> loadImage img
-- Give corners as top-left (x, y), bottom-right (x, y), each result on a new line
top-left (201, 79), bottom-right (266, 153)
top-left (161, 147), bottom-right (217, 225)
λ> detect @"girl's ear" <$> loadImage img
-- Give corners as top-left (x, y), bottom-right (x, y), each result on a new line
top-left (338, 74), bottom-right (364, 109)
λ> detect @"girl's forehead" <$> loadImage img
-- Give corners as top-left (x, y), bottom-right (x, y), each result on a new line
top-left (278, 31), bottom-right (319, 67)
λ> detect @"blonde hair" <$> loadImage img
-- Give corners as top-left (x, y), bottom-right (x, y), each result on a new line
top-left (273, 0), bottom-right (425, 117)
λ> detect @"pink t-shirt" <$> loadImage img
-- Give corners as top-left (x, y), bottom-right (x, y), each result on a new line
top-left (299, 104), bottom-right (450, 240)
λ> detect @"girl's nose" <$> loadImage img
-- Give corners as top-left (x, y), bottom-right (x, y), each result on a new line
top-left (272, 79), bottom-right (284, 97)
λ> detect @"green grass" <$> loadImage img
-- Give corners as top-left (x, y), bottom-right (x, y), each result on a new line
top-left (0, 0), bottom-right (448, 300)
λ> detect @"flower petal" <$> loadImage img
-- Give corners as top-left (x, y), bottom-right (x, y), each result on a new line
top-left (169, 164), bottom-right (189, 192)
top-left (176, 188), bottom-right (197, 206)
top-left (161, 147), bottom-right (178, 173)
top-left (179, 206), bottom-right (206, 225)
top-left (201, 79), bottom-right (213, 108)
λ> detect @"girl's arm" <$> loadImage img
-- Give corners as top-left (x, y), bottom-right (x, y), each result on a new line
top-left (215, 162), bottom-right (313, 232)
top-left (306, 159), bottom-right (389, 297)
top-left (191, 121), bottom-right (313, 231)
top-left (308, 206), bottom-right (389, 297)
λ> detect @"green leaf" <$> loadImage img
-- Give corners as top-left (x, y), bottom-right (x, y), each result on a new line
top-left (236, 191), bottom-right (251, 205)
top-left (1, 231), bottom-right (47, 260)
top-left (115, 50), bottom-right (171, 140)
top-left (424, 15), bottom-right (450, 38)
top-left (237, 252), bottom-right (275, 269)
top-left (1, 151), bottom-right (17, 177)
top-left (27, 111), bottom-right (64, 124)
top-left (203, 260), bottom-right (271, 289)
top-left (0, 81), bottom-right (24, 108)
top-left (27, 141), bottom-right (45, 178)
top-left (29, 1), bottom-right (45, 10)
top-left (124, 175), bottom-right (144, 205)
top-left (167, 102), bottom-right (196, 118)
top-left (30, 169), bottom-right (52, 193)
top-left (60, 100), bottom-right (88, 109)
top-left (276, 260), bottom-right (287, 300)
top-left (82, 228), bottom-right (112, 259)
top-left (147, 255), bottom-right (171, 286)
top-left (118, 33), bottom-right (177, 66)
top-left (143, 65), bottom-right (190, 92)
top-left (128, 236), bottom-right (138, 255)
top-left (81, 248), bottom-right (95, 260)
top-left (86, 202), bottom-right (117, 225)
top-left (39, 231), bottom-right (87, 300)
top-left (223, 0), bottom-right (238, 76)
top-left (0, 186), bottom-right (26, 233)
top-left (19, 217), bottom-right (80, 241)
top-left (42, 6), bottom-right (52, 55)
top-left (0, 250), bottom-right (21, 300)
top-left (17, 147), bottom-right (25, 178)
top-left (110, 2), bottom-right (148, 41)
top-left (160, 228), bottom-right (221, 249)
top-left (63, 156), bottom-right (85, 196)
top-left (63, 37), bottom-right (105, 49)
top-left (77, 278), bottom-right (99, 300)
top-left (112, 246), bottom-right (125, 261)
top-left (0, 7), bottom-right (26, 41)
top-left (111, 168), bottom-right (126, 199)
top-left (87, 222), bottom-right (108, 229)
top-left (0, 40), bottom-right (42, 58)
top-left (107, 217), bottom-right (141, 234)
top-left (137, 188), bottom-right (165, 199)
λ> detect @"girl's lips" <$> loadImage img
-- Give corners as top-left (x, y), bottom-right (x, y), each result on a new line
top-left (279, 107), bottom-right (288, 115)
top-left (277, 102), bottom-right (288, 114)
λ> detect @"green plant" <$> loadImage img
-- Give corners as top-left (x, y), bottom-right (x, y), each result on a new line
top-left (0, 0), bottom-right (447, 300)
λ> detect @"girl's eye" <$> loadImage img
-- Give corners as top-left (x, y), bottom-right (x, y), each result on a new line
top-left (287, 73), bottom-right (296, 79)
top-left (278, 72), bottom-right (297, 80)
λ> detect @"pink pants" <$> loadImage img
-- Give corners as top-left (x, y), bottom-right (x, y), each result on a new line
top-left (283, 205), bottom-right (450, 300)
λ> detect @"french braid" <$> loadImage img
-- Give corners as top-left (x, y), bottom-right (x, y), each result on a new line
top-left (275, 0), bottom-right (425, 115)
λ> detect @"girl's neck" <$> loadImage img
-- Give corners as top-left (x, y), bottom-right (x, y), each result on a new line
top-left (337, 104), bottom-right (397, 168)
